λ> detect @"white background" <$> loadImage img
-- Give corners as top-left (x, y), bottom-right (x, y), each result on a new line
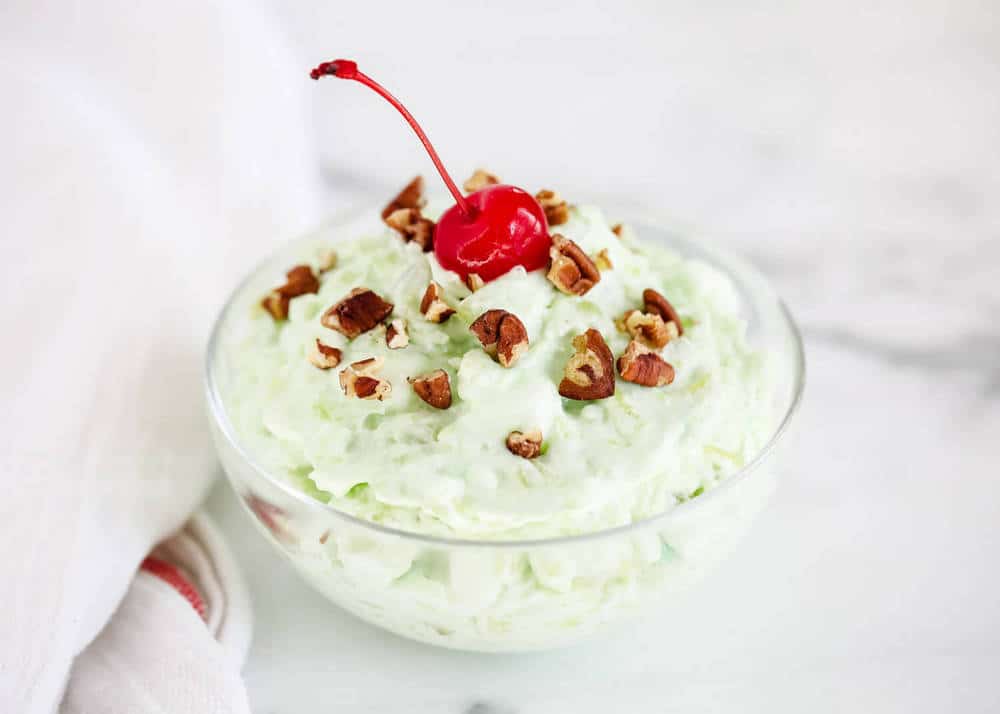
top-left (208, 1), bottom-right (1000, 711)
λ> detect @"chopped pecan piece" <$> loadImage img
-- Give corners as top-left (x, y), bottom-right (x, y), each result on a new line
top-left (547, 234), bottom-right (601, 296)
top-left (463, 169), bottom-right (500, 193)
top-left (611, 223), bottom-right (624, 238)
top-left (381, 177), bottom-right (434, 251)
top-left (594, 248), bottom-right (613, 270)
top-left (385, 208), bottom-right (435, 251)
top-left (261, 265), bottom-right (320, 320)
top-left (558, 329), bottom-right (615, 400)
top-left (318, 249), bottom-right (338, 273)
top-left (620, 309), bottom-right (677, 349)
top-left (464, 272), bottom-right (485, 292)
top-left (321, 288), bottom-right (394, 339)
top-left (420, 282), bottom-right (455, 323)
top-left (381, 176), bottom-right (426, 220)
top-left (469, 309), bottom-right (529, 367)
top-left (339, 357), bottom-right (391, 400)
top-left (535, 189), bottom-right (569, 226)
top-left (261, 295), bottom-right (287, 322)
top-left (618, 340), bottom-right (675, 387)
top-left (409, 369), bottom-right (452, 409)
top-left (308, 338), bottom-right (343, 369)
top-left (506, 430), bottom-right (543, 459)
top-left (385, 318), bottom-right (409, 350)
top-left (643, 288), bottom-right (684, 336)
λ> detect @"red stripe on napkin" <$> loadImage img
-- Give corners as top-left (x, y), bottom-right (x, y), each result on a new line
top-left (140, 556), bottom-right (207, 621)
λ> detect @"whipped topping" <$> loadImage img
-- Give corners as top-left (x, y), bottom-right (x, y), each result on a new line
top-left (220, 204), bottom-right (773, 540)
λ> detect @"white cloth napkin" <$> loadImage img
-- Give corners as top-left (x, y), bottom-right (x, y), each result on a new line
top-left (0, 1), bottom-right (323, 711)
top-left (61, 516), bottom-right (253, 714)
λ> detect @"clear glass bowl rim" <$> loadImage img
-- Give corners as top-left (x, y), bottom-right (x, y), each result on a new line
top-left (204, 205), bottom-right (806, 550)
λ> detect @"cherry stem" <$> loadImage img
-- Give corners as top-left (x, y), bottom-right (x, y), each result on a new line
top-left (310, 59), bottom-right (473, 217)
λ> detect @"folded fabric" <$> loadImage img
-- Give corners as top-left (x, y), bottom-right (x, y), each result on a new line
top-left (0, 1), bottom-right (324, 711)
top-left (61, 516), bottom-right (252, 714)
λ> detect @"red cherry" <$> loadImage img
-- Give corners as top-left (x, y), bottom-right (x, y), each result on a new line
top-left (311, 59), bottom-right (552, 283)
top-left (435, 184), bottom-right (549, 281)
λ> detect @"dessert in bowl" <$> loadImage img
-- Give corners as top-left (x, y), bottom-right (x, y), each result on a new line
top-left (205, 59), bottom-right (805, 651)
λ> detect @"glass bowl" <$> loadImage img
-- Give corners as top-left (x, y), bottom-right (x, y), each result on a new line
top-left (204, 206), bottom-right (805, 652)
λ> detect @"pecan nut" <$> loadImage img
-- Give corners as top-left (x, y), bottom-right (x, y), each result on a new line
top-left (420, 282), bottom-right (455, 323)
top-left (385, 208), bottom-right (435, 251)
top-left (409, 369), bottom-right (452, 409)
top-left (506, 430), bottom-right (543, 459)
top-left (535, 189), bottom-right (569, 226)
top-left (464, 272), bottom-right (485, 292)
top-left (308, 338), bottom-right (343, 369)
top-left (261, 265), bottom-right (320, 320)
top-left (558, 328), bottom-right (615, 400)
top-left (382, 177), bottom-right (434, 251)
top-left (339, 357), bottom-right (391, 400)
top-left (594, 248), bottom-right (613, 271)
top-left (381, 176), bottom-right (426, 220)
top-left (643, 288), bottom-right (684, 336)
top-left (617, 340), bottom-right (675, 387)
top-left (321, 288), bottom-right (394, 339)
top-left (469, 309), bottom-right (529, 367)
top-left (546, 234), bottom-right (601, 296)
top-left (385, 318), bottom-right (409, 349)
top-left (317, 249), bottom-right (338, 273)
top-left (619, 309), bottom-right (677, 349)
top-left (463, 169), bottom-right (500, 193)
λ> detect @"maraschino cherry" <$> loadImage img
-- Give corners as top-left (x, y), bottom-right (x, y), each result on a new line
top-left (310, 59), bottom-right (550, 283)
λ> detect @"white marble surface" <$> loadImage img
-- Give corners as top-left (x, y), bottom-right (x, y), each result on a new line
top-left (207, 1), bottom-right (1000, 711)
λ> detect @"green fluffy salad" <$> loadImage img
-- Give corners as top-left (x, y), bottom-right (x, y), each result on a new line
top-left (220, 192), bottom-right (773, 540)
